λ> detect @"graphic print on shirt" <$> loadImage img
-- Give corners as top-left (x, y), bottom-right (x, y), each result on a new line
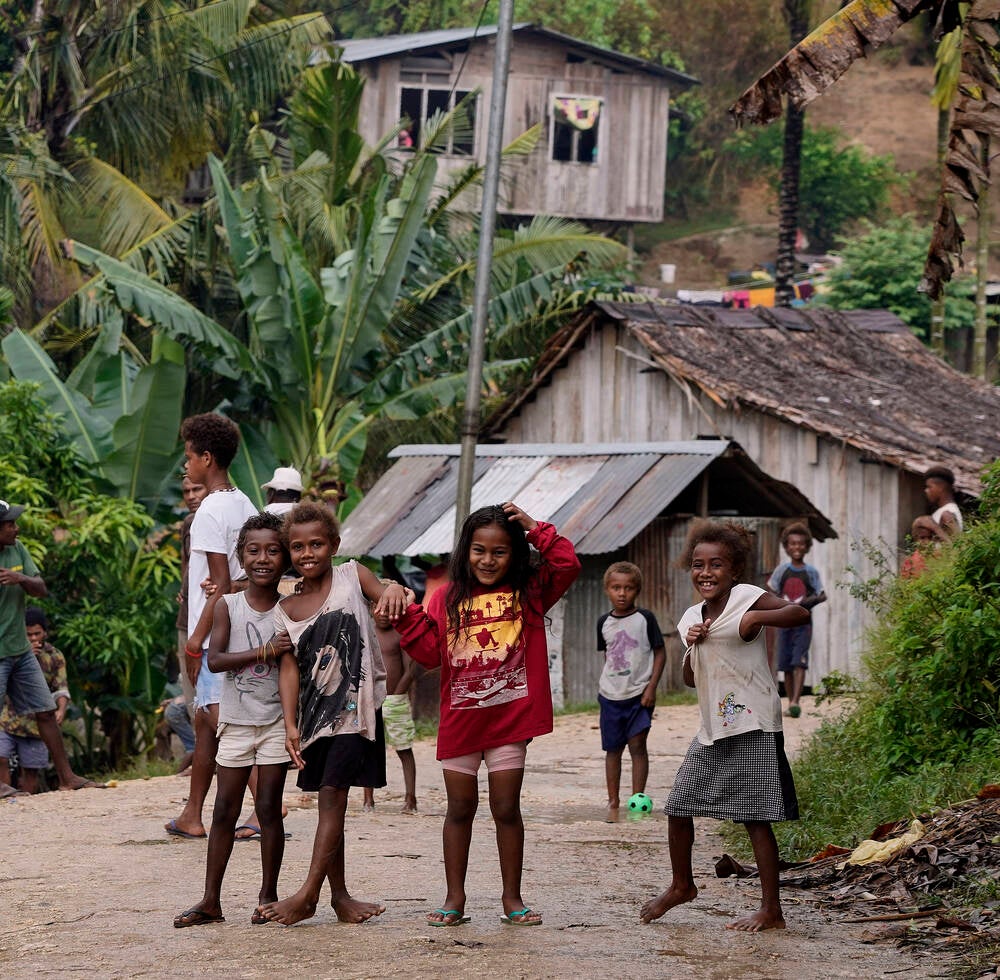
top-left (297, 609), bottom-right (364, 742)
top-left (450, 591), bottom-right (527, 710)
top-left (232, 618), bottom-right (277, 704)
top-left (606, 628), bottom-right (639, 675)
top-left (718, 691), bottom-right (751, 727)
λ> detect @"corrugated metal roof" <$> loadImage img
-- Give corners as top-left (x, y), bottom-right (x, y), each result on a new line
top-left (339, 440), bottom-right (811, 558)
top-left (337, 25), bottom-right (699, 86)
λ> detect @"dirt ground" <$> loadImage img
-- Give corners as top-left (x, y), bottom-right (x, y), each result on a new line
top-left (2, 698), bottom-right (943, 979)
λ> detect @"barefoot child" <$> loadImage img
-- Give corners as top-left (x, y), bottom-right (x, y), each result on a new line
top-left (364, 590), bottom-right (421, 813)
top-left (767, 522), bottom-right (826, 718)
top-left (173, 513), bottom-right (293, 928)
top-left (597, 561), bottom-right (665, 818)
top-left (262, 503), bottom-right (408, 926)
top-left (641, 521), bottom-right (808, 933)
top-left (396, 502), bottom-right (580, 927)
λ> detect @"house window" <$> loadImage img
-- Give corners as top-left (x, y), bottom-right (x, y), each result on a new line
top-left (399, 87), bottom-right (476, 155)
top-left (551, 95), bottom-right (602, 164)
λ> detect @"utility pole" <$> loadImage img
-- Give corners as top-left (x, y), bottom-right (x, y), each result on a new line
top-left (453, 0), bottom-right (515, 543)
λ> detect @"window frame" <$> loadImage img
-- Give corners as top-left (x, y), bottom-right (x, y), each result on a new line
top-left (549, 92), bottom-right (604, 166)
top-left (397, 83), bottom-right (478, 156)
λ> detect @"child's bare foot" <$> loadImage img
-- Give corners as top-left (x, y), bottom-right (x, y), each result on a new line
top-left (640, 883), bottom-right (698, 923)
top-left (261, 889), bottom-right (318, 926)
top-left (401, 795), bottom-right (417, 813)
top-left (331, 891), bottom-right (385, 923)
top-left (605, 802), bottom-right (620, 823)
top-left (726, 908), bottom-right (786, 932)
top-left (59, 775), bottom-right (106, 791)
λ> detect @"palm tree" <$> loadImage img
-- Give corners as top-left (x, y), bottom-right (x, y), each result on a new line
top-left (731, 0), bottom-right (998, 312)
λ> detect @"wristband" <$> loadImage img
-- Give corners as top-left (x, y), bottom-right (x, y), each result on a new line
top-left (185, 644), bottom-right (202, 658)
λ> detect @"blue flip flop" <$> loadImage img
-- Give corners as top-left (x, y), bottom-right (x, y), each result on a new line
top-left (428, 908), bottom-right (471, 926)
top-left (500, 907), bottom-right (542, 926)
top-left (165, 819), bottom-right (206, 840)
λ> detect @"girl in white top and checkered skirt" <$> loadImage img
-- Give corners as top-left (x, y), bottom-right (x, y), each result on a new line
top-left (640, 521), bottom-right (810, 934)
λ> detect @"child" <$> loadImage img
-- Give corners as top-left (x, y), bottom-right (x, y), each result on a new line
top-left (641, 520), bottom-right (808, 932)
top-left (396, 502), bottom-right (580, 927)
top-left (924, 464), bottom-right (963, 537)
top-left (364, 589), bottom-right (421, 813)
top-left (767, 522), bottom-right (826, 719)
top-left (901, 515), bottom-right (948, 579)
top-left (260, 503), bottom-right (408, 926)
top-left (0, 609), bottom-right (70, 794)
top-left (175, 475), bottom-right (207, 711)
top-left (597, 561), bottom-right (665, 818)
top-left (173, 512), bottom-right (293, 928)
top-left (167, 414), bottom-right (258, 840)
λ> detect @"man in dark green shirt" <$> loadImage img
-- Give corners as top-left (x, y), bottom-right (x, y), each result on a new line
top-left (0, 501), bottom-right (102, 794)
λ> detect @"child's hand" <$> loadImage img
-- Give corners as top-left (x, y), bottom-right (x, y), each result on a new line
top-left (200, 576), bottom-right (217, 598)
top-left (685, 619), bottom-right (711, 645)
top-left (640, 683), bottom-right (657, 710)
top-left (184, 646), bottom-right (202, 685)
top-left (373, 582), bottom-right (408, 622)
top-left (271, 630), bottom-right (293, 657)
top-left (502, 501), bottom-right (538, 531)
top-left (284, 727), bottom-right (305, 769)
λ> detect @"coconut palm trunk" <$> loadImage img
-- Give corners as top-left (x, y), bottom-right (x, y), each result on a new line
top-left (775, 0), bottom-right (810, 308)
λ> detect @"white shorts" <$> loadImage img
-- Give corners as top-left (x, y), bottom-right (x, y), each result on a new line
top-left (441, 741), bottom-right (527, 776)
top-left (216, 717), bottom-right (289, 767)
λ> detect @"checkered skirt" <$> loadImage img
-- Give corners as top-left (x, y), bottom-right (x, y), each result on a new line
top-left (665, 729), bottom-right (799, 823)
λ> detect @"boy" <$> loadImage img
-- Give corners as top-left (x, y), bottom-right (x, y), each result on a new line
top-left (364, 595), bottom-right (419, 813)
top-left (924, 465), bottom-right (963, 537)
top-left (0, 609), bottom-right (70, 793)
top-left (0, 500), bottom-right (100, 794)
top-left (597, 561), bottom-right (665, 818)
top-left (767, 522), bottom-right (827, 718)
top-left (175, 475), bottom-right (206, 712)
top-left (165, 414), bottom-right (258, 839)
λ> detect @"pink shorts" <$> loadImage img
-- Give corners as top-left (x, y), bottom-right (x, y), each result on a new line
top-left (441, 741), bottom-right (527, 776)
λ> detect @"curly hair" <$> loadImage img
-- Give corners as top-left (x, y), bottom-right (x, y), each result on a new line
top-left (180, 413), bottom-right (240, 469)
top-left (678, 519), bottom-right (754, 584)
top-left (236, 511), bottom-right (287, 569)
top-left (603, 560), bottom-right (642, 591)
top-left (780, 521), bottom-right (812, 551)
top-left (446, 504), bottom-right (532, 634)
top-left (25, 607), bottom-right (48, 630)
top-left (281, 501), bottom-right (340, 549)
top-left (924, 465), bottom-right (955, 486)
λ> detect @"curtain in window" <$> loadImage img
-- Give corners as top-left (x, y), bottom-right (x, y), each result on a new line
top-left (553, 97), bottom-right (601, 131)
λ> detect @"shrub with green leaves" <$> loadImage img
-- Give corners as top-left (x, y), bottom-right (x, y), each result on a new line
top-left (0, 381), bottom-right (179, 770)
top-left (763, 460), bottom-right (1000, 859)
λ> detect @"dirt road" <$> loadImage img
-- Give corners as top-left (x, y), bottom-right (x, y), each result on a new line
top-left (2, 698), bottom-right (939, 979)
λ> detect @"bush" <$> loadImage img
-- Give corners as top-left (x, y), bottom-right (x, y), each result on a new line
top-left (822, 214), bottom-right (976, 340)
top-left (762, 459), bottom-right (1000, 859)
top-left (0, 381), bottom-right (179, 770)
top-left (725, 123), bottom-right (900, 251)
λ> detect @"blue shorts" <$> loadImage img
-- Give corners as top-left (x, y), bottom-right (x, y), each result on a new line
top-left (194, 650), bottom-right (223, 710)
top-left (598, 693), bottom-right (653, 752)
top-left (0, 652), bottom-right (57, 715)
top-left (0, 730), bottom-right (49, 769)
top-left (778, 624), bottom-right (812, 672)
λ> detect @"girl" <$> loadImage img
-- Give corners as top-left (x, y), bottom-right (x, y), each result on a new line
top-left (640, 520), bottom-right (809, 933)
top-left (173, 512), bottom-right (293, 928)
top-left (260, 503), bottom-right (408, 926)
top-left (396, 502), bottom-right (580, 928)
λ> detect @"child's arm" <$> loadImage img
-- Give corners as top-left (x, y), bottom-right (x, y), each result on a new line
top-left (278, 650), bottom-right (304, 769)
top-left (356, 564), bottom-right (409, 622)
top-left (642, 646), bottom-right (666, 708)
top-left (48, 651), bottom-right (71, 725)
top-left (741, 592), bottom-right (810, 639)
top-left (186, 550), bottom-right (232, 658)
top-left (503, 503), bottom-right (580, 609)
top-left (395, 653), bottom-right (421, 696)
top-left (396, 595), bottom-right (447, 670)
top-left (206, 600), bottom-right (293, 673)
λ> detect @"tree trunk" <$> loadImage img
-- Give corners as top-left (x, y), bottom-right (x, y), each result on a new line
top-left (776, 1), bottom-right (810, 308)
top-left (931, 105), bottom-right (950, 354)
top-left (974, 134), bottom-right (990, 378)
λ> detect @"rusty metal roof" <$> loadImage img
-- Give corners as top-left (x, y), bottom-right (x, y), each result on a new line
top-left (338, 441), bottom-right (835, 558)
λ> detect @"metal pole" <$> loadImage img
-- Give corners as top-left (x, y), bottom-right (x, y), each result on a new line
top-left (453, 0), bottom-right (515, 543)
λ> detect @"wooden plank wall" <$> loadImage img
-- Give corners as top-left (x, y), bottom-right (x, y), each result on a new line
top-left (352, 35), bottom-right (670, 222)
top-left (501, 322), bottom-right (913, 684)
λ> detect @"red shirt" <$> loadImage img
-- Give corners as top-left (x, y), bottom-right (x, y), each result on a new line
top-left (396, 523), bottom-right (580, 759)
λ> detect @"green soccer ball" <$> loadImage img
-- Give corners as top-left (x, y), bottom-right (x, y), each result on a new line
top-left (627, 792), bottom-right (653, 813)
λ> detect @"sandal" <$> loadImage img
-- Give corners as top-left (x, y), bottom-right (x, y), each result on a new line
top-left (500, 907), bottom-right (542, 926)
top-left (427, 908), bottom-right (471, 926)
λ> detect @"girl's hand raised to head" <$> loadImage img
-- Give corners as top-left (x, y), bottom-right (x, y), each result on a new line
top-left (373, 582), bottom-right (408, 621)
top-left (501, 501), bottom-right (538, 531)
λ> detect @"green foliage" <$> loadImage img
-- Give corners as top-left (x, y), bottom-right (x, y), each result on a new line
top-left (725, 124), bottom-right (900, 251)
top-left (0, 380), bottom-right (179, 770)
top-left (821, 214), bottom-right (976, 340)
top-left (755, 460), bottom-right (1000, 859)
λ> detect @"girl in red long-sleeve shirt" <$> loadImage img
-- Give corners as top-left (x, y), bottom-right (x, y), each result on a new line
top-left (396, 501), bottom-right (580, 928)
